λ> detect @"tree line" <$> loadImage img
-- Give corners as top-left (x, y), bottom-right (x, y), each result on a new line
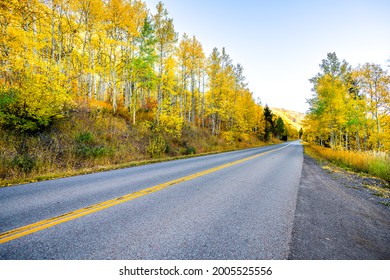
top-left (304, 52), bottom-right (390, 152)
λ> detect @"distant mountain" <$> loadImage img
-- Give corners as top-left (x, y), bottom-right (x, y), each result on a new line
top-left (271, 108), bottom-right (305, 131)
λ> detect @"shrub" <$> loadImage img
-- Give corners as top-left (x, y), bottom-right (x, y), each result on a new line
top-left (76, 132), bottom-right (94, 144)
top-left (158, 113), bottom-right (183, 138)
top-left (147, 135), bottom-right (167, 158)
top-left (12, 154), bottom-right (36, 174)
top-left (185, 146), bottom-right (196, 155)
top-left (75, 131), bottom-right (111, 158)
top-left (75, 145), bottom-right (111, 158)
top-left (0, 76), bottom-right (71, 133)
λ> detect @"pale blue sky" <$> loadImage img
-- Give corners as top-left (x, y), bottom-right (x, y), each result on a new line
top-left (144, 0), bottom-right (390, 113)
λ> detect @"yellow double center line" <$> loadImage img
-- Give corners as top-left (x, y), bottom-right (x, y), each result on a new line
top-left (0, 143), bottom-right (291, 244)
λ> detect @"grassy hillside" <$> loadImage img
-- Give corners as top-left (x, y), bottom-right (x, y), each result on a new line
top-left (271, 107), bottom-right (305, 131)
top-left (0, 106), bottom-right (274, 187)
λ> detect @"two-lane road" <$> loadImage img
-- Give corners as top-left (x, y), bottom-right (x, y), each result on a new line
top-left (0, 141), bottom-right (303, 259)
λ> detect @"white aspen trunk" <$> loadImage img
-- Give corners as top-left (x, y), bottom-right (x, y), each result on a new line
top-left (356, 131), bottom-right (361, 151)
top-left (212, 114), bottom-right (216, 136)
top-left (202, 70), bottom-right (205, 128)
top-left (51, 4), bottom-right (55, 63)
top-left (112, 74), bottom-right (117, 113)
top-left (157, 48), bottom-right (164, 124)
top-left (376, 108), bottom-right (381, 150)
top-left (191, 72), bottom-right (196, 125)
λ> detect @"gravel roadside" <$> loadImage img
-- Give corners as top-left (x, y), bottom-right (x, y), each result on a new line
top-left (288, 155), bottom-right (390, 260)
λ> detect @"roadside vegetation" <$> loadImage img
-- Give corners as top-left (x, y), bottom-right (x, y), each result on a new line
top-left (302, 52), bottom-right (390, 183)
top-left (0, 1), bottom-right (301, 187)
top-left (0, 104), bottom-right (294, 187)
top-left (303, 143), bottom-right (390, 182)
top-left (0, 104), bottom-right (283, 187)
top-left (304, 53), bottom-right (389, 153)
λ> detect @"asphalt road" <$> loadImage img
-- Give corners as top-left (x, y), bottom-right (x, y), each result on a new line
top-left (289, 155), bottom-right (390, 260)
top-left (0, 141), bottom-right (303, 259)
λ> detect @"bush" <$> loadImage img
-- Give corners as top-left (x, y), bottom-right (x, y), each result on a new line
top-left (0, 78), bottom-right (71, 133)
top-left (185, 146), bottom-right (196, 155)
top-left (158, 113), bottom-right (183, 138)
top-left (75, 145), bottom-right (111, 158)
top-left (75, 131), bottom-right (111, 158)
top-left (76, 132), bottom-right (94, 144)
top-left (12, 154), bottom-right (36, 174)
top-left (147, 135), bottom-right (167, 158)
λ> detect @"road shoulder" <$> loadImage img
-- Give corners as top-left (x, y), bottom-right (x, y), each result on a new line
top-left (288, 155), bottom-right (390, 259)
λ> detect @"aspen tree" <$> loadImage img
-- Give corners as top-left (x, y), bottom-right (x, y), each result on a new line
top-left (153, 1), bottom-right (177, 124)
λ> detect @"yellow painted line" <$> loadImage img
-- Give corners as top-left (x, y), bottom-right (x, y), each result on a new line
top-left (0, 143), bottom-right (292, 244)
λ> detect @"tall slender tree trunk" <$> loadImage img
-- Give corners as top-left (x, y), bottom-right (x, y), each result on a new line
top-left (376, 110), bottom-right (381, 150)
top-left (356, 131), bottom-right (361, 151)
top-left (201, 71), bottom-right (205, 128)
top-left (51, 5), bottom-right (56, 63)
top-left (132, 84), bottom-right (136, 125)
top-left (157, 50), bottom-right (163, 124)
top-left (211, 114), bottom-right (216, 136)
top-left (191, 73), bottom-right (196, 125)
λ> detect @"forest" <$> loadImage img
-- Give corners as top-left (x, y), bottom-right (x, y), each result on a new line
top-left (304, 52), bottom-right (389, 151)
top-left (0, 0), bottom-right (297, 185)
top-left (1, 1), bottom-right (388, 185)
top-left (304, 52), bottom-right (390, 181)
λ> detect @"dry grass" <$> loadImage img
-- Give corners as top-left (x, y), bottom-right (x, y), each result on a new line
top-left (303, 143), bottom-right (390, 182)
